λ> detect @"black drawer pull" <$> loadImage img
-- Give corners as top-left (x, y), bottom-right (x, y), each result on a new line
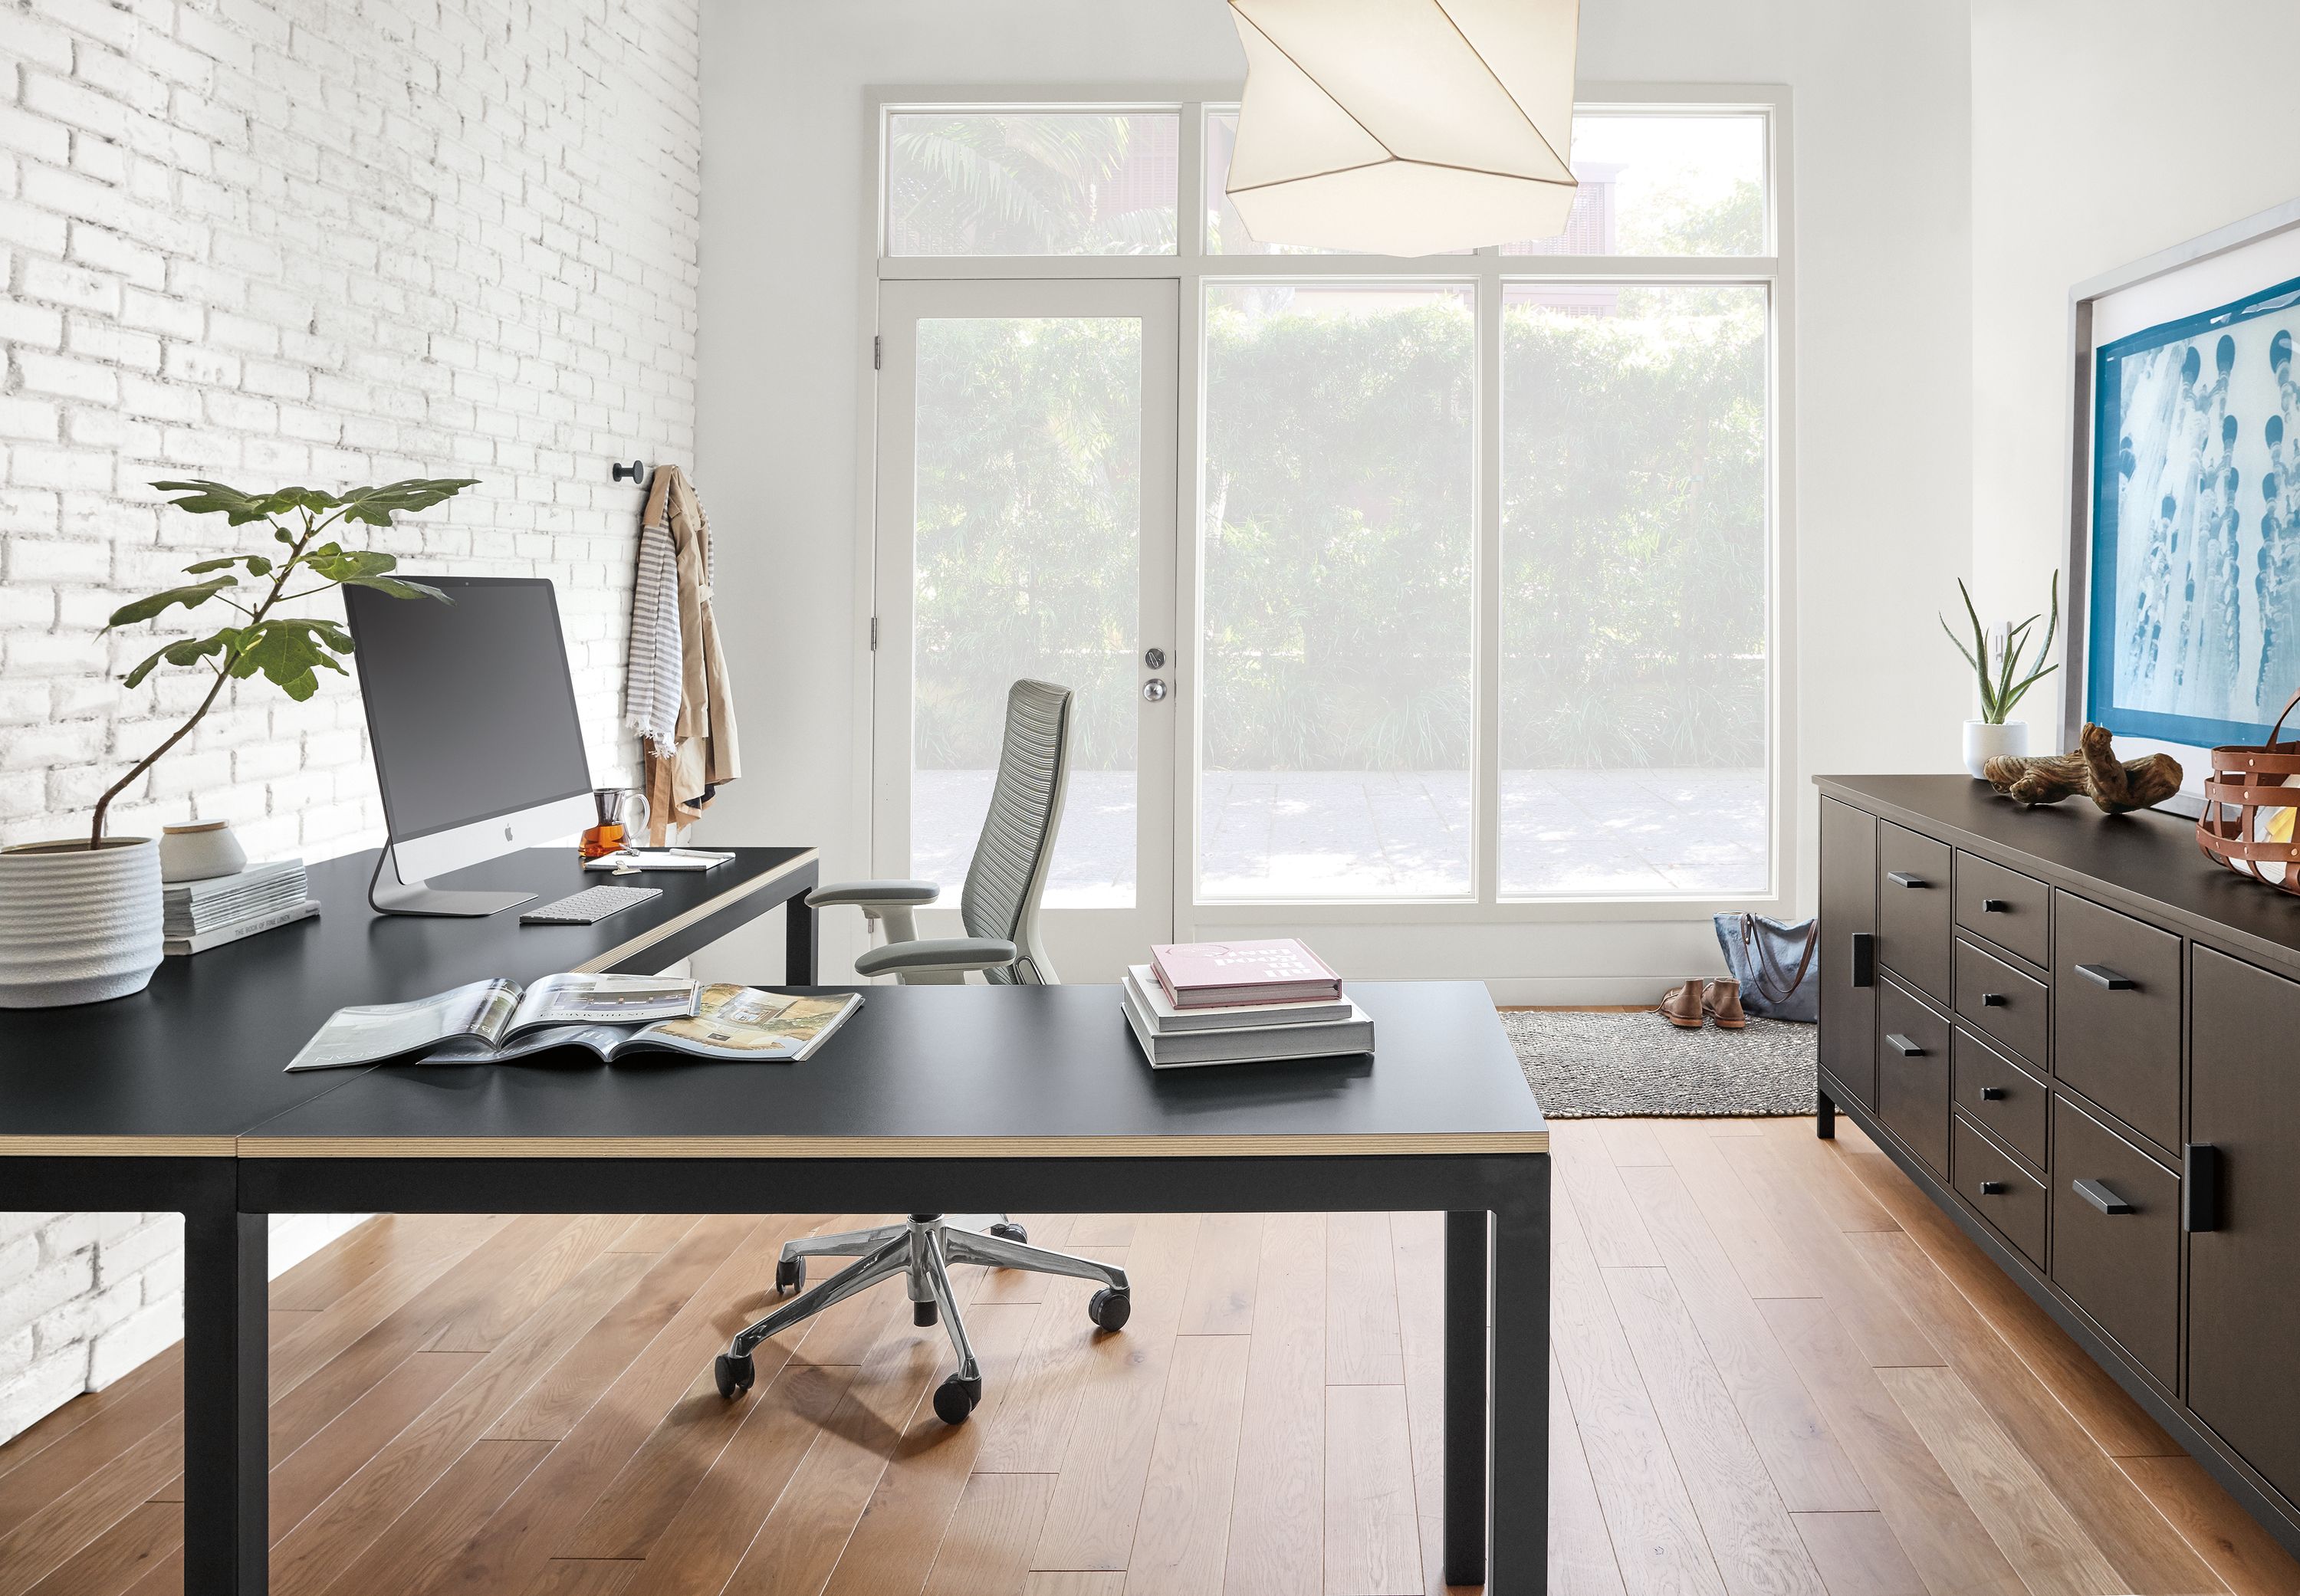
top-left (1887, 871), bottom-right (1929, 888)
top-left (1850, 931), bottom-right (1875, 989)
top-left (1884, 1033), bottom-right (1925, 1056)
top-left (1980, 992), bottom-right (2008, 1007)
top-left (1980, 898), bottom-right (2009, 913)
top-left (1980, 1086), bottom-right (2007, 1100)
top-left (2074, 1178), bottom-right (2133, 1215)
top-left (2185, 1144), bottom-right (2221, 1232)
top-left (2075, 963), bottom-right (2135, 990)
top-left (1978, 1180), bottom-right (2009, 1195)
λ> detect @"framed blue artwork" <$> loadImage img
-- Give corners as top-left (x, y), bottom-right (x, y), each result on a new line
top-left (2089, 271), bottom-right (2300, 747)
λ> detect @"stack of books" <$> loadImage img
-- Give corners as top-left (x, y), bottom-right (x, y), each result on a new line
top-left (163, 859), bottom-right (319, 956)
top-left (1121, 938), bottom-right (1372, 1068)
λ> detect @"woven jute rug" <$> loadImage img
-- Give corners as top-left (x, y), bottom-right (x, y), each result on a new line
top-left (1499, 1008), bottom-right (1815, 1118)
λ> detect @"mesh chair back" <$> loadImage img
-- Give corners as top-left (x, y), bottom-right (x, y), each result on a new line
top-left (960, 679), bottom-right (1074, 984)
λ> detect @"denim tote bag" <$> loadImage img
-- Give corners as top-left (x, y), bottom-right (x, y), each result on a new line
top-left (1713, 912), bottom-right (1819, 1023)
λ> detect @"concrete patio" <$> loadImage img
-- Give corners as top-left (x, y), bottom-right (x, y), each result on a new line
top-left (913, 767), bottom-right (1769, 903)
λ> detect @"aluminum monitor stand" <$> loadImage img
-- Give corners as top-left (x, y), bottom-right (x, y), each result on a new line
top-left (367, 841), bottom-right (537, 917)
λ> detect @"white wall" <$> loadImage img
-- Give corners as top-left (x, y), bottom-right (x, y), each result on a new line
top-left (0, 0), bottom-right (702, 1442)
top-left (692, 0), bottom-right (1976, 996)
top-left (1970, 1), bottom-right (2300, 695)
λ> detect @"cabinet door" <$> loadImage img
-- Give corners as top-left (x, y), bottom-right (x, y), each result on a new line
top-left (2189, 947), bottom-right (2300, 1502)
top-left (1819, 799), bottom-right (1878, 1110)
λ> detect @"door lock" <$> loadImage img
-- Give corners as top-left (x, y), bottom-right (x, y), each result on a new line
top-left (1143, 647), bottom-right (1166, 670)
top-left (1142, 678), bottom-right (1168, 702)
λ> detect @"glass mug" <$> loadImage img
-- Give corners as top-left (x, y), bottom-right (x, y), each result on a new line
top-left (580, 787), bottom-right (650, 861)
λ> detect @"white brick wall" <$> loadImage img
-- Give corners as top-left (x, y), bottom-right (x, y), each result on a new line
top-left (0, 0), bottom-right (703, 1441)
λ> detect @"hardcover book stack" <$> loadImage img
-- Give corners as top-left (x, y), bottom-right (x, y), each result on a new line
top-left (1122, 938), bottom-right (1372, 1068)
top-left (163, 859), bottom-right (318, 956)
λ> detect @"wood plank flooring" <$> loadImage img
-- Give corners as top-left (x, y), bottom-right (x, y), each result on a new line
top-left (3, 1117), bottom-right (2297, 1594)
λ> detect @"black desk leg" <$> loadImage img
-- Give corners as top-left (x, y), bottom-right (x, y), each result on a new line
top-left (1444, 1210), bottom-right (1490, 1586)
top-left (786, 895), bottom-right (818, 984)
top-left (1817, 1085), bottom-right (1837, 1141)
top-left (1490, 1167), bottom-right (1552, 1592)
top-left (184, 1203), bottom-right (267, 1594)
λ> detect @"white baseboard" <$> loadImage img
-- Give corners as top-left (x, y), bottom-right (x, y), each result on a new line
top-left (268, 1213), bottom-right (371, 1278)
top-left (1480, 974), bottom-right (1700, 1007)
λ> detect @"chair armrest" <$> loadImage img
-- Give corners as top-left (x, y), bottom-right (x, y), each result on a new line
top-left (853, 937), bottom-right (1017, 978)
top-left (807, 879), bottom-right (940, 910)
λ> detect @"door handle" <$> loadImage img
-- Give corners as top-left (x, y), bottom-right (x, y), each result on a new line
top-left (1885, 1033), bottom-right (1924, 1056)
top-left (2075, 964), bottom-right (2135, 990)
top-left (1142, 678), bottom-right (1168, 702)
top-left (1887, 871), bottom-right (1929, 888)
top-left (1980, 992), bottom-right (2007, 1007)
top-left (2073, 1178), bottom-right (2133, 1215)
top-left (1850, 931), bottom-right (1875, 988)
top-left (1980, 1086), bottom-right (2007, 1100)
top-left (2185, 1144), bottom-right (2221, 1232)
top-left (1978, 1181), bottom-right (2009, 1195)
top-left (1980, 898), bottom-right (2009, 913)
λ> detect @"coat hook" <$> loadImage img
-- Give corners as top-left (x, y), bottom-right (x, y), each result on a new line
top-left (612, 459), bottom-right (646, 484)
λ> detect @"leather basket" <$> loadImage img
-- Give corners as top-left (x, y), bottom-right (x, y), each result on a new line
top-left (2198, 686), bottom-right (2300, 893)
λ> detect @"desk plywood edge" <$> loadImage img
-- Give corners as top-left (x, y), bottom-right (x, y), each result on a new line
top-left (574, 849), bottom-right (820, 974)
top-left (235, 1129), bottom-right (1549, 1159)
top-left (0, 1135), bottom-right (236, 1157)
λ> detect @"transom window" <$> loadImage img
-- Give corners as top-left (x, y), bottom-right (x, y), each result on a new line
top-left (872, 94), bottom-right (1786, 921)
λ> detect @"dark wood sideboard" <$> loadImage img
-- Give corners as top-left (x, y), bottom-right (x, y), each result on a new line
top-left (1816, 775), bottom-right (2300, 1557)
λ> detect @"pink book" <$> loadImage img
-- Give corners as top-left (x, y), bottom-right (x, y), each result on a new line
top-left (1149, 939), bottom-right (1342, 1009)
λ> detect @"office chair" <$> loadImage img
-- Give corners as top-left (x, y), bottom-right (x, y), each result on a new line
top-left (711, 678), bottom-right (1131, 1424)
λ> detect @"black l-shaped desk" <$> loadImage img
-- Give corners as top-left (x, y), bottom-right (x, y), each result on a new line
top-left (0, 844), bottom-right (1552, 1594)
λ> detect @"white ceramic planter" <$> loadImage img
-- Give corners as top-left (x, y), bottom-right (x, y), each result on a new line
top-left (0, 838), bottom-right (164, 1007)
top-left (159, 819), bottom-right (247, 883)
top-left (1963, 718), bottom-right (2029, 780)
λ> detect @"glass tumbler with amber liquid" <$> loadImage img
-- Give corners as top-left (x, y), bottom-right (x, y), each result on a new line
top-left (580, 787), bottom-right (648, 862)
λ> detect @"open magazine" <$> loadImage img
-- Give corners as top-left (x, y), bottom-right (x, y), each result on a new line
top-left (287, 977), bottom-right (863, 1072)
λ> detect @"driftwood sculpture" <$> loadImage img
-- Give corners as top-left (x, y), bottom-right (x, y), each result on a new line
top-left (1983, 723), bottom-right (2185, 814)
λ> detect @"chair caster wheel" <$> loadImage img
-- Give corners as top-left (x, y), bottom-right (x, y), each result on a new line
top-left (933, 1374), bottom-right (981, 1424)
top-left (988, 1221), bottom-right (1028, 1243)
top-left (775, 1256), bottom-right (804, 1295)
top-left (1088, 1288), bottom-right (1130, 1332)
top-left (714, 1352), bottom-right (755, 1400)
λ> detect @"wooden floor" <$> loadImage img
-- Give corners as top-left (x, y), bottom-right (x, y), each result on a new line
top-left (3, 1117), bottom-right (2298, 1596)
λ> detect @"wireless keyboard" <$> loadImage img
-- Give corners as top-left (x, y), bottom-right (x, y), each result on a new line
top-left (519, 885), bottom-right (662, 926)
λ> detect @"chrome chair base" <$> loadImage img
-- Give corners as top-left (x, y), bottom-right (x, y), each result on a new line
top-left (713, 1213), bottom-right (1131, 1423)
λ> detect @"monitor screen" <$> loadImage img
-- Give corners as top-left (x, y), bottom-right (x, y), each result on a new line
top-left (343, 576), bottom-right (593, 842)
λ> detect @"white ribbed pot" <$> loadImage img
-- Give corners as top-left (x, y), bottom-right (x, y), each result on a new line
top-left (0, 838), bottom-right (164, 1008)
top-left (1963, 718), bottom-right (2029, 780)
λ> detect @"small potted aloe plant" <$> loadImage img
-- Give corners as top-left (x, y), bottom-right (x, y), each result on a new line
top-left (0, 478), bottom-right (471, 1007)
top-left (1940, 572), bottom-right (2058, 780)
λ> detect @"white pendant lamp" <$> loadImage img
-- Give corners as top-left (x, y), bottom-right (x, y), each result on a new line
top-left (1224, 0), bottom-right (1581, 256)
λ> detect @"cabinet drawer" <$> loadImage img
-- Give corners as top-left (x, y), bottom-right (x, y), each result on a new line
top-left (2053, 892), bottom-right (2180, 1148)
top-left (1952, 1026), bottom-right (2047, 1171)
top-left (2052, 1095), bottom-right (2180, 1388)
top-left (1953, 1113), bottom-right (2045, 1269)
top-left (1877, 976), bottom-right (1950, 1176)
top-left (1955, 852), bottom-right (2050, 966)
top-left (1955, 937), bottom-right (2049, 1066)
top-left (1877, 823), bottom-right (1953, 1003)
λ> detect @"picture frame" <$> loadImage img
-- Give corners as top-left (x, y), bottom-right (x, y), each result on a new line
top-left (2062, 196), bottom-right (2300, 810)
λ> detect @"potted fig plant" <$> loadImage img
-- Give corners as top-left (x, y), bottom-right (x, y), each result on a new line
top-left (1940, 571), bottom-right (2058, 780)
top-left (0, 478), bottom-right (472, 1007)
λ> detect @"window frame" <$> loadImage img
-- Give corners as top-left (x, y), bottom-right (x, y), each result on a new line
top-left (860, 82), bottom-right (1797, 927)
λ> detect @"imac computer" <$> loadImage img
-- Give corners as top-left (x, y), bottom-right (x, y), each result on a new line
top-left (343, 575), bottom-right (596, 916)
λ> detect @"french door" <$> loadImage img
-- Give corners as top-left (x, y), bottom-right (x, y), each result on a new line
top-left (871, 277), bottom-right (1181, 980)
